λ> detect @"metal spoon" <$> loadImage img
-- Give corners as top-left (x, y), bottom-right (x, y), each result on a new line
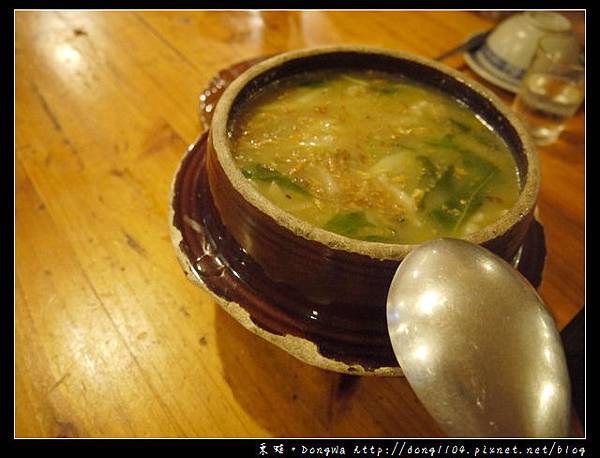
top-left (387, 238), bottom-right (571, 437)
top-left (434, 30), bottom-right (491, 61)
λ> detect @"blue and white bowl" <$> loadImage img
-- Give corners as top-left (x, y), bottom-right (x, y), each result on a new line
top-left (465, 12), bottom-right (576, 93)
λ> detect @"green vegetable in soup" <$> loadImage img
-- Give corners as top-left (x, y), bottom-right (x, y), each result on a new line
top-left (429, 168), bottom-right (497, 231)
top-left (369, 82), bottom-right (402, 95)
top-left (424, 152), bottom-right (499, 231)
top-left (324, 211), bottom-right (397, 242)
top-left (425, 134), bottom-right (457, 151)
top-left (323, 211), bottom-right (374, 237)
top-left (416, 155), bottom-right (439, 187)
top-left (241, 164), bottom-right (311, 196)
top-left (449, 118), bottom-right (471, 133)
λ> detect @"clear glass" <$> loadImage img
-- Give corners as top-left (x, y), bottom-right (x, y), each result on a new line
top-left (512, 34), bottom-right (584, 146)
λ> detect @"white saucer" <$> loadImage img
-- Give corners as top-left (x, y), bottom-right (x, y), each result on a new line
top-left (464, 47), bottom-right (522, 94)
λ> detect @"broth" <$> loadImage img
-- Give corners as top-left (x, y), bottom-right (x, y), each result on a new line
top-left (229, 69), bottom-right (520, 244)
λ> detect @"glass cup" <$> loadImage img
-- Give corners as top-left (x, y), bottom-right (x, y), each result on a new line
top-left (512, 34), bottom-right (584, 146)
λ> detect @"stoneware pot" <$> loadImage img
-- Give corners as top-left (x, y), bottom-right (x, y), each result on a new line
top-left (171, 45), bottom-right (542, 375)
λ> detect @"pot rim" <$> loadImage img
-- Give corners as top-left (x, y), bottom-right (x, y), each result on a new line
top-left (210, 45), bottom-right (540, 261)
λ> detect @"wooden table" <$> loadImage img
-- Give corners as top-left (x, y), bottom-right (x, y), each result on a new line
top-left (15, 10), bottom-right (585, 438)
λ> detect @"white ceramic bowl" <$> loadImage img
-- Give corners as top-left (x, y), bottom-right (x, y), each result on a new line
top-left (469, 12), bottom-right (577, 91)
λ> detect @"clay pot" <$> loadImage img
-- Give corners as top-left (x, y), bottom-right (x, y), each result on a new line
top-left (174, 46), bottom-right (541, 375)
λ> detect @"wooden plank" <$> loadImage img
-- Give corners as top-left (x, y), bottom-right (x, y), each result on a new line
top-left (15, 158), bottom-right (186, 437)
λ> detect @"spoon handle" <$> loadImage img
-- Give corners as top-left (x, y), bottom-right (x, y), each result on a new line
top-left (434, 30), bottom-right (491, 61)
top-left (560, 307), bottom-right (585, 428)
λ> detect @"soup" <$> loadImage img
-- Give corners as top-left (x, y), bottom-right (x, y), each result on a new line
top-left (229, 69), bottom-right (520, 244)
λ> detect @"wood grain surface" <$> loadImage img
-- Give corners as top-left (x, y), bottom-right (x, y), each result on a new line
top-left (15, 10), bottom-right (585, 438)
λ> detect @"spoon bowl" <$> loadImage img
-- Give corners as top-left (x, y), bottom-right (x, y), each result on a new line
top-left (387, 238), bottom-right (571, 437)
